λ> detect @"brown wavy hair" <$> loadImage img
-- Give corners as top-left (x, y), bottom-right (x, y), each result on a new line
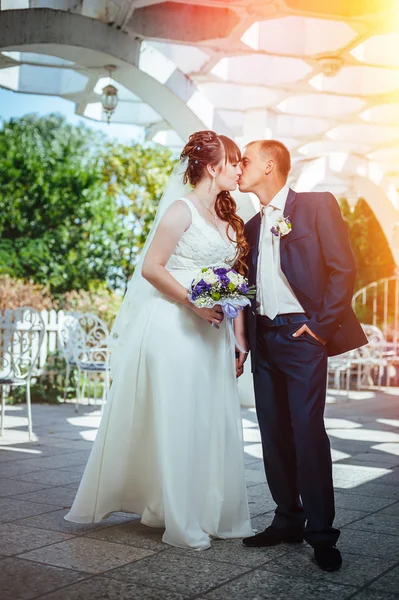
top-left (180, 130), bottom-right (249, 274)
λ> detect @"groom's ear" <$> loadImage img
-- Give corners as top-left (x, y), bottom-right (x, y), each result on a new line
top-left (264, 159), bottom-right (274, 175)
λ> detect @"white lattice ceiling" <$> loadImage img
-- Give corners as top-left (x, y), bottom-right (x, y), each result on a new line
top-left (1, 0), bottom-right (399, 202)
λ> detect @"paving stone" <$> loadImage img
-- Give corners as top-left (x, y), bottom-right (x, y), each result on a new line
top-left (14, 509), bottom-right (135, 534)
top-left (0, 478), bottom-right (51, 498)
top-left (0, 498), bottom-right (60, 522)
top-left (170, 538), bottom-right (295, 568)
top-left (0, 445), bottom-right (83, 458)
top-left (62, 481), bottom-right (80, 490)
top-left (87, 519), bottom-right (165, 551)
top-left (333, 463), bottom-right (391, 489)
top-left (18, 452), bottom-right (88, 471)
top-left (247, 488), bottom-right (276, 517)
top-left (334, 508), bottom-right (369, 528)
top-left (45, 440), bottom-right (95, 451)
top-left (0, 523), bottom-right (73, 555)
top-left (204, 569), bottom-right (357, 600)
top-left (250, 513), bottom-right (274, 534)
top-left (12, 485), bottom-right (77, 508)
top-left (351, 590), bottom-right (399, 600)
top-left (0, 461), bottom-right (44, 478)
top-left (369, 565), bottom-right (399, 595)
top-left (334, 482), bottom-right (399, 500)
top-left (243, 428), bottom-right (262, 443)
top-left (339, 528), bottom-right (399, 559)
top-left (249, 501), bottom-right (276, 518)
top-left (1, 397), bottom-right (399, 599)
top-left (0, 451), bottom-right (41, 463)
top-left (246, 483), bottom-right (273, 498)
top-left (0, 556), bottom-right (88, 600)
top-left (244, 461), bottom-right (265, 471)
top-left (334, 490), bottom-right (395, 512)
top-left (47, 429), bottom-right (97, 441)
top-left (378, 501), bottom-right (399, 516)
top-left (374, 469), bottom-right (399, 487)
top-left (19, 536), bottom-right (155, 574)
top-left (39, 575), bottom-right (188, 600)
top-left (59, 463), bottom-right (86, 476)
top-left (261, 546), bottom-right (397, 587)
top-left (245, 469), bottom-right (266, 485)
top-left (346, 513), bottom-right (399, 536)
top-left (106, 550), bottom-right (251, 595)
top-left (351, 453), bottom-right (399, 468)
top-left (16, 468), bottom-right (83, 486)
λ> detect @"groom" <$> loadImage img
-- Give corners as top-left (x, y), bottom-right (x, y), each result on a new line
top-left (238, 140), bottom-right (367, 571)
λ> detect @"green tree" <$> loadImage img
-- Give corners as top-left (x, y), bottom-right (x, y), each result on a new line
top-left (340, 197), bottom-right (396, 291)
top-left (102, 142), bottom-right (176, 292)
top-left (0, 114), bottom-right (124, 295)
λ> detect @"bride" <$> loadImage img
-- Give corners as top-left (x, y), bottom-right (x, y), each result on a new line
top-left (65, 130), bottom-right (253, 550)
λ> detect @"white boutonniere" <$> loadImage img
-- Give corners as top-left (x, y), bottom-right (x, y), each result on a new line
top-left (271, 216), bottom-right (292, 238)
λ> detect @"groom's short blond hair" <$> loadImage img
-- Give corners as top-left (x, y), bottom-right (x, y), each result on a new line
top-left (247, 140), bottom-right (291, 180)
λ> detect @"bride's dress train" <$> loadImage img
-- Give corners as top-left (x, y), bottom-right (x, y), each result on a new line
top-left (65, 197), bottom-right (253, 550)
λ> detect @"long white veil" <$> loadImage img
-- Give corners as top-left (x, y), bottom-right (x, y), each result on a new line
top-left (109, 158), bottom-right (190, 376)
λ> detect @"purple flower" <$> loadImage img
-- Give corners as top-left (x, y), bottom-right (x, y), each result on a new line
top-left (239, 283), bottom-right (249, 294)
top-left (214, 267), bottom-right (228, 275)
top-left (192, 279), bottom-right (211, 298)
top-left (220, 275), bottom-right (229, 287)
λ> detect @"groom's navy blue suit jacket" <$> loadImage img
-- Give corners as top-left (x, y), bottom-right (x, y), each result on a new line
top-left (244, 188), bottom-right (368, 372)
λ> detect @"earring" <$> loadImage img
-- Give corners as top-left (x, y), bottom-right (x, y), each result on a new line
top-left (211, 176), bottom-right (216, 191)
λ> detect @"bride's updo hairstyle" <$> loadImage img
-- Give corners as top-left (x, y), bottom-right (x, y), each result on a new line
top-left (180, 130), bottom-right (249, 274)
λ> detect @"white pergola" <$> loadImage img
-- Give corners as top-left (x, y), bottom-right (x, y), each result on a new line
top-left (1, 0), bottom-right (399, 259)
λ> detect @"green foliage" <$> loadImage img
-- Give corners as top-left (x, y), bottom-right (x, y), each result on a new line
top-left (339, 197), bottom-right (396, 291)
top-left (0, 114), bottom-right (175, 296)
top-left (102, 141), bottom-right (176, 292)
top-left (0, 114), bottom-right (124, 294)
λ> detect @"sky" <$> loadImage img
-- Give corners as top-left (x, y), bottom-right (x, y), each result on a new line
top-left (0, 87), bottom-right (144, 143)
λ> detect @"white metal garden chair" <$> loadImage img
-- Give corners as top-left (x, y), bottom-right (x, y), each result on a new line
top-left (328, 324), bottom-right (391, 394)
top-left (70, 313), bottom-right (111, 413)
top-left (328, 351), bottom-right (355, 394)
top-left (58, 314), bottom-right (80, 402)
top-left (0, 307), bottom-right (46, 440)
top-left (361, 324), bottom-right (393, 388)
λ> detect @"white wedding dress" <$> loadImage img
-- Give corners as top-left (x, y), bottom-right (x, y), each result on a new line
top-left (65, 197), bottom-right (253, 550)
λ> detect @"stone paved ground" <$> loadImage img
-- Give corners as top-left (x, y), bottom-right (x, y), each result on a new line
top-left (0, 389), bottom-right (398, 600)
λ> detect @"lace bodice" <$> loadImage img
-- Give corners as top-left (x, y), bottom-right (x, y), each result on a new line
top-left (166, 197), bottom-right (237, 273)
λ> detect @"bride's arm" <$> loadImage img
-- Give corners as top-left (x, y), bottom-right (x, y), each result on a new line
top-left (234, 310), bottom-right (248, 377)
top-left (233, 310), bottom-right (247, 349)
top-left (142, 201), bottom-right (191, 304)
top-left (142, 201), bottom-right (223, 326)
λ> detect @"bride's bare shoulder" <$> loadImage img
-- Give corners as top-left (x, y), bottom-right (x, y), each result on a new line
top-left (159, 199), bottom-right (192, 231)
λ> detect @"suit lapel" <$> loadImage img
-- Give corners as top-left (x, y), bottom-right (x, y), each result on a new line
top-left (249, 188), bottom-right (296, 276)
top-left (280, 187), bottom-right (297, 255)
top-left (251, 212), bottom-right (261, 272)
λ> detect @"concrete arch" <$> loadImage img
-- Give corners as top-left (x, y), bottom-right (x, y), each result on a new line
top-left (353, 175), bottom-right (399, 265)
top-left (0, 8), bottom-right (232, 140)
top-left (293, 155), bottom-right (399, 265)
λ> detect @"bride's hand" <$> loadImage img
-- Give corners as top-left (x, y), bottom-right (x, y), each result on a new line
top-left (235, 337), bottom-right (248, 378)
top-left (192, 304), bottom-right (224, 327)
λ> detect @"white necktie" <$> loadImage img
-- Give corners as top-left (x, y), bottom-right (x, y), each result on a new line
top-left (261, 205), bottom-right (279, 319)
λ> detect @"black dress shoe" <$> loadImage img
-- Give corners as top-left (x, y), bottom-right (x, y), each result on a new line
top-left (243, 526), bottom-right (303, 547)
top-left (314, 546), bottom-right (342, 571)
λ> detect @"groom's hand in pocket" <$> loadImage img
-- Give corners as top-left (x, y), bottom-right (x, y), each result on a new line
top-left (292, 324), bottom-right (326, 345)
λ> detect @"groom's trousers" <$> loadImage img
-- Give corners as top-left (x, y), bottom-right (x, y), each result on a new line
top-left (253, 313), bottom-right (340, 548)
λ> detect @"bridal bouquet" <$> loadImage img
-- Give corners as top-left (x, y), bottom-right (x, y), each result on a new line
top-left (188, 267), bottom-right (255, 350)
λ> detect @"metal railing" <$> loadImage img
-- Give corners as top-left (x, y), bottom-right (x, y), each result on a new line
top-left (352, 276), bottom-right (399, 349)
